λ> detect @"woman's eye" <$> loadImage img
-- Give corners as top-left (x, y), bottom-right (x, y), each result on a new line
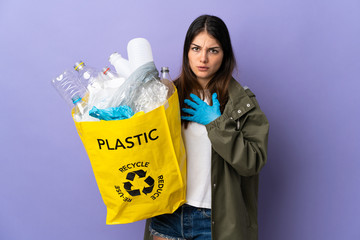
top-left (209, 49), bottom-right (219, 54)
top-left (192, 47), bottom-right (200, 51)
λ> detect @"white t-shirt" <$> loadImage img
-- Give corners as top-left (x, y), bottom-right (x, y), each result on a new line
top-left (182, 121), bottom-right (212, 209)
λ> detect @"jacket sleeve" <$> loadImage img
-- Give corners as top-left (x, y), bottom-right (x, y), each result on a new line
top-left (205, 92), bottom-right (269, 177)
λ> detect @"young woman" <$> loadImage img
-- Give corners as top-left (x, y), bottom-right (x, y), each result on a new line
top-left (144, 15), bottom-right (269, 240)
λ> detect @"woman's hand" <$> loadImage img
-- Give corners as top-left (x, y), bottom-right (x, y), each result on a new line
top-left (181, 93), bottom-right (221, 125)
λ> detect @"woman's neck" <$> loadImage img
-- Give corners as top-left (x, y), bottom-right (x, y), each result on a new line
top-left (197, 78), bottom-right (210, 89)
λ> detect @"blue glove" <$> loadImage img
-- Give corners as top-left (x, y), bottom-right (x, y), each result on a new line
top-left (181, 93), bottom-right (221, 125)
top-left (89, 105), bottom-right (134, 121)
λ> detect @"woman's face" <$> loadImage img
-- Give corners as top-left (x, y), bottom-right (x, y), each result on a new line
top-left (188, 31), bottom-right (224, 88)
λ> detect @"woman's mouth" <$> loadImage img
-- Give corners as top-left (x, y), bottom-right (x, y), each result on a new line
top-left (197, 66), bottom-right (209, 71)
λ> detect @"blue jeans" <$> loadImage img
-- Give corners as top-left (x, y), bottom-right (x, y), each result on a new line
top-left (149, 204), bottom-right (212, 240)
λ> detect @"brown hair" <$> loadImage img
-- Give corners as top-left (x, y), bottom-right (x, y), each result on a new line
top-left (175, 15), bottom-right (236, 127)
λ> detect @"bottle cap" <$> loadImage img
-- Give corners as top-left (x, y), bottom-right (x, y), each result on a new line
top-left (74, 61), bottom-right (85, 71)
top-left (161, 67), bottom-right (169, 72)
top-left (72, 95), bottom-right (82, 104)
top-left (102, 67), bottom-right (111, 75)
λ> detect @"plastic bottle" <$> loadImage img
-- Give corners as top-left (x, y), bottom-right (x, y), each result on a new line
top-left (160, 67), bottom-right (175, 97)
top-left (73, 61), bottom-right (101, 89)
top-left (51, 70), bottom-right (88, 108)
top-left (102, 67), bottom-right (126, 88)
top-left (127, 38), bottom-right (154, 72)
top-left (102, 67), bottom-right (117, 80)
top-left (108, 53), bottom-right (132, 78)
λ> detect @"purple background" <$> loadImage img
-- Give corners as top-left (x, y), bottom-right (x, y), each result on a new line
top-left (1, 0), bottom-right (359, 239)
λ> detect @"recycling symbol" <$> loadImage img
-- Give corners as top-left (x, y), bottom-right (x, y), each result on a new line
top-left (123, 170), bottom-right (155, 197)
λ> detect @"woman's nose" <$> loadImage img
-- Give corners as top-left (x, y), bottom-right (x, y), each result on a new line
top-left (200, 50), bottom-right (208, 63)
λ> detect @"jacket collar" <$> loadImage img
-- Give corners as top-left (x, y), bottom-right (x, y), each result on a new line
top-left (226, 78), bottom-right (255, 120)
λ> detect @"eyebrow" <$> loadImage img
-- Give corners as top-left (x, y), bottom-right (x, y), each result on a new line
top-left (191, 43), bottom-right (221, 49)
